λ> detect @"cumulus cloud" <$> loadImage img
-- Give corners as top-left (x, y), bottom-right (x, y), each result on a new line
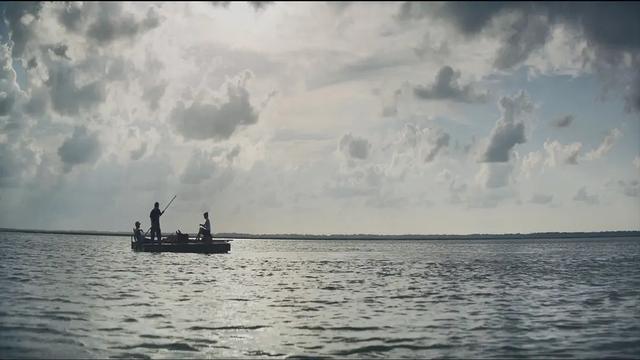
top-left (585, 128), bottom-right (622, 161)
top-left (56, 3), bottom-right (162, 46)
top-left (170, 73), bottom-right (259, 141)
top-left (57, 126), bottom-right (102, 172)
top-left (396, 123), bottom-right (451, 163)
top-left (476, 163), bottom-right (512, 189)
top-left (45, 62), bottom-right (106, 116)
top-left (634, 156), bottom-right (640, 170)
top-left (552, 114), bottom-right (573, 128)
top-left (403, 2), bottom-right (640, 112)
top-left (520, 151), bottom-right (544, 178)
top-left (529, 193), bottom-right (553, 205)
top-left (413, 66), bottom-right (489, 103)
top-left (339, 133), bottom-right (371, 161)
top-left (480, 91), bottom-right (533, 162)
top-left (573, 186), bottom-right (599, 205)
top-left (544, 140), bottom-right (582, 166)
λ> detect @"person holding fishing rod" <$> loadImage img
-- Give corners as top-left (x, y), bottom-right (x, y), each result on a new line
top-left (148, 196), bottom-right (176, 244)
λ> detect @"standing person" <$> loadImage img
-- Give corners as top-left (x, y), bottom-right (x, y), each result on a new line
top-left (196, 212), bottom-right (212, 241)
top-left (149, 202), bottom-right (164, 243)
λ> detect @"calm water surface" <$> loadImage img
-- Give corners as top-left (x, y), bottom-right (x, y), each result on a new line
top-left (1, 232), bottom-right (639, 358)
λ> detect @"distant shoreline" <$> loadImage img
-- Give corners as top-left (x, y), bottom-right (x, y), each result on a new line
top-left (1, 227), bottom-right (639, 240)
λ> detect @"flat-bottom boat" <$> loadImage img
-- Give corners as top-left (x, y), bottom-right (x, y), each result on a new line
top-left (131, 232), bottom-right (231, 254)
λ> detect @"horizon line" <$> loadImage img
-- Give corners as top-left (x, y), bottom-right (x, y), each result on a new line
top-left (1, 227), bottom-right (639, 240)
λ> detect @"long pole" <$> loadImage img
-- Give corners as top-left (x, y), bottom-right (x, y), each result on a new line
top-left (162, 195), bottom-right (177, 213)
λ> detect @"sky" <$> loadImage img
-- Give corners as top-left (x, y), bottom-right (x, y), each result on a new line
top-left (0, 1), bottom-right (638, 234)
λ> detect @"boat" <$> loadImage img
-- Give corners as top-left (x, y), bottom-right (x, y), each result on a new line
top-left (131, 232), bottom-right (231, 254)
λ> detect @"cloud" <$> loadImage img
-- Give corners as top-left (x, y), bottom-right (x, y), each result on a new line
top-left (544, 140), bottom-right (582, 166)
top-left (520, 151), bottom-right (543, 178)
top-left (475, 163), bottom-right (512, 189)
top-left (494, 13), bottom-right (551, 70)
top-left (480, 91), bottom-right (533, 162)
top-left (2, 2), bottom-right (42, 58)
top-left (57, 126), bottom-right (102, 172)
top-left (407, 2), bottom-right (640, 112)
top-left (170, 73), bottom-right (259, 141)
top-left (552, 114), bottom-right (573, 128)
top-left (573, 186), bottom-right (599, 205)
top-left (585, 128), bottom-right (622, 161)
top-left (0, 43), bottom-right (22, 118)
top-left (397, 123), bottom-right (451, 163)
top-left (249, 2), bottom-right (274, 11)
top-left (339, 133), bottom-right (371, 161)
top-left (68, 3), bottom-right (162, 45)
top-left (529, 193), bottom-right (553, 205)
top-left (45, 62), bottom-right (106, 116)
top-left (0, 141), bottom-right (37, 187)
top-left (634, 156), bottom-right (640, 170)
top-left (413, 66), bottom-right (489, 103)
top-left (617, 180), bottom-right (639, 198)
top-left (130, 143), bottom-right (147, 161)
top-left (424, 131), bottom-right (450, 163)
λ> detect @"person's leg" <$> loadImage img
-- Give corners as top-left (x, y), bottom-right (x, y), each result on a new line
top-left (157, 227), bottom-right (162, 243)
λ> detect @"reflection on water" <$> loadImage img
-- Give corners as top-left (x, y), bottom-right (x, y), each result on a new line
top-left (1, 232), bottom-right (639, 358)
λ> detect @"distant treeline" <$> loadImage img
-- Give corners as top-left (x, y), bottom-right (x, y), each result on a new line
top-left (1, 228), bottom-right (639, 240)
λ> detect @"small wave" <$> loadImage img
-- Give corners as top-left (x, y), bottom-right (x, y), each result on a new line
top-left (98, 327), bottom-right (124, 332)
top-left (114, 342), bottom-right (199, 352)
top-left (109, 353), bottom-right (152, 359)
top-left (141, 313), bottom-right (165, 319)
top-left (332, 343), bottom-right (451, 356)
top-left (188, 325), bottom-right (269, 331)
top-left (295, 326), bottom-right (386, 331)
top-left (123, 318), bottom-right (138, 323)
top-left (245, 350), bottom-right (287, 357)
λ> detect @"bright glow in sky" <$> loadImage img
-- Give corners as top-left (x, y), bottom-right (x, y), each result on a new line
top-left (0, 2), bottom-right (638, 234)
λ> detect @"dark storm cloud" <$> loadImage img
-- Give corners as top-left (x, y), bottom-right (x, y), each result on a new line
top-left (339, 133), bottom-right (371, 161)
top-left (552, 114), bottom-right (573, 128)
top-left (170, 75), bottom-right (259, 141)
top-left (413, 66), bottom-right (489, 103)
top-left (480, 91), bottom-right (532, 162)
top-left (57, 126), bottom-right (102, 171)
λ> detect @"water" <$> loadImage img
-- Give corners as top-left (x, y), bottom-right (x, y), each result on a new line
top-left (1, 232), bottom-right (639, 358)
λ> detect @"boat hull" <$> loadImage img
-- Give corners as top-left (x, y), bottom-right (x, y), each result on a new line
top-left (131, 241), bottom-right (230, 254)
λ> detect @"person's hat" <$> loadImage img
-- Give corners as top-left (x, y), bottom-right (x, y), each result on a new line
top-left (135, 221), bottom-right (141, 226)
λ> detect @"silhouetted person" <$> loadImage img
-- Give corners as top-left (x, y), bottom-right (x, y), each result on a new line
top-left (196, 212), bottom-right (212, 241)
top-left (149, 202), bottom-right (164, 243)
top-left (133, 221), bottom-right (146, 243)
